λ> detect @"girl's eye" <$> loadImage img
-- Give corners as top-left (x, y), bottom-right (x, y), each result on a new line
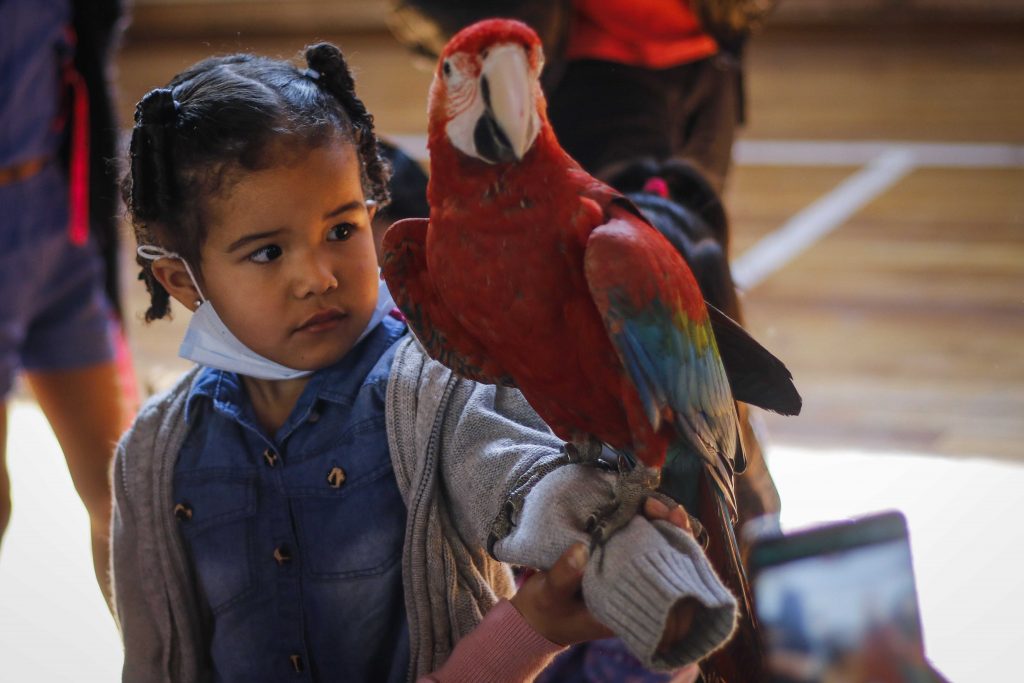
top-left (248, 244), bottom-right (282, 264)
top-left (327, 223), bottom-right (354, 241)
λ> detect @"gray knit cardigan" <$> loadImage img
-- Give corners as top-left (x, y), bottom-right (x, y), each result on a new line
top-left (111, 337), bottom-right (736, 682)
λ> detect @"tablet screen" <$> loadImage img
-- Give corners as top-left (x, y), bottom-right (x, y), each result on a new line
top-left (751, 515), bottom-right (932, 683)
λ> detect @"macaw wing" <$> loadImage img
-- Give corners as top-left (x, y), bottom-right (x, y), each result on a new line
top-left (381, 218), bottom-right (515, 387)
top-left (584, 212), bottom-right (737, 498)
top-left (581, 181), bottom-right (802, 418)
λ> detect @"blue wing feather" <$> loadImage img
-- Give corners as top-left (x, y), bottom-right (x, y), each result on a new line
top-left (584, 219), bottom-right (738, 490)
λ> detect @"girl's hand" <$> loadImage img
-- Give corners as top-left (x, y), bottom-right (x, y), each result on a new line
top-left (510, 543), bottom-right (613, 646)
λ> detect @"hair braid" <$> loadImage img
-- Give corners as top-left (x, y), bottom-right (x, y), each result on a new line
top-left (129, 88), bottom-right (178, 221)
top-left (304, 43), bottom-right (392, 207)
top-left (125, 88), bottom-right (180, 321)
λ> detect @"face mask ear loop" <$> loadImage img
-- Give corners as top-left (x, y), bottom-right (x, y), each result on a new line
top-left (136, 244), bottom-right (208, 302)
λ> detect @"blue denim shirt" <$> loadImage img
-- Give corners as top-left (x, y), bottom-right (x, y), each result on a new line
top-left (174, 317), bottom-right (410, 683)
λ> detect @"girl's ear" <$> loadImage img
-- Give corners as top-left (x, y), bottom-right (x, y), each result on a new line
top-left (150, 258), bottom-right (204, 311)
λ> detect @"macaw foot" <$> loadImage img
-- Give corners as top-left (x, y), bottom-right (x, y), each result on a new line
top-left (585, 466), bottom-right (670, 548)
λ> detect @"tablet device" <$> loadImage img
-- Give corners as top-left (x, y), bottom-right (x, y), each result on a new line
top-left (748, 511), bottom-right (936, 683)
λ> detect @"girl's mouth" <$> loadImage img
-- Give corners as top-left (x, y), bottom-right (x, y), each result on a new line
top-left (296, 309), bottom-right (346, 333)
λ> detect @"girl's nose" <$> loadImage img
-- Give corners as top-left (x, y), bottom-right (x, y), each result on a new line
top-left (293, 251), bottom-right (338, 298)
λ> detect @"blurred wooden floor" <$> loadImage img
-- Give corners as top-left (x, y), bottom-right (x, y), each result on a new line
top-left (114, 24), bottom-right (1024, 462)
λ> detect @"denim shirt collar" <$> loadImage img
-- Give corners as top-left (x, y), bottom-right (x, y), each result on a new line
top-left (184, 317), bottom-right (407, 441)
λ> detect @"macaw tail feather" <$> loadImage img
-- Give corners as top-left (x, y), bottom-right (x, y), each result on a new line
top-left (660, 435), bottom-right (739, 521)
top-left (697, 471), bottom-right (767, 683)
top-left (707, 303), bottom-right (802, 417)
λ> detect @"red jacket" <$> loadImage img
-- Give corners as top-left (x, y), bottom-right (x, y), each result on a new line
top-left (566, 0), bottom-right (718, 68)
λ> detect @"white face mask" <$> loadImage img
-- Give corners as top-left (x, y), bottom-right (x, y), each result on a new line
top-left (137, 245), bottom-right (396, 381)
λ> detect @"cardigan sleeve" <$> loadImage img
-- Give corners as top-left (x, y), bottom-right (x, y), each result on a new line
top-left (110, 369), bottom-right (206, 683)
top-left (417, 600), bottom-right (563, 683)
top-left (435, 374), bottom-right (737, 671)
top-left (111, 435), bottom-right (170, 682)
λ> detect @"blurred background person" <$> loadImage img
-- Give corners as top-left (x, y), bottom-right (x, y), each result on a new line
top-left (0, 0), bottom-right (130, 608)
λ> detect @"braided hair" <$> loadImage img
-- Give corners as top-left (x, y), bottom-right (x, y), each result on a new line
top-left (304, 44), bottom-right (391, 210)
top-left (122, 44), bottom-right (392, 321)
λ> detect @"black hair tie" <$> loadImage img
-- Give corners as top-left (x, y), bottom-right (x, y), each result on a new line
top-left (136, 88), bottom-right (180, 127)
top-left (304, 43), bottom-right (344, 83)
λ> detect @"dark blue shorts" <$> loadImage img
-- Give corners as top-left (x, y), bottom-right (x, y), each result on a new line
top-left (0, 162), bottom-right (114, 397)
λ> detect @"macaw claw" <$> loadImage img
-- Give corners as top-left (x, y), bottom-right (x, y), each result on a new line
top-left (586, 466), bottom-right (664, 550)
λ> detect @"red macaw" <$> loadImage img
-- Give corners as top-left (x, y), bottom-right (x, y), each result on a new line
top-left (382, 19), bottom-right (800, 679)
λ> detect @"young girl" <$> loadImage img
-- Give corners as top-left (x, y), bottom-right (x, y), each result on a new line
top-left (112, 43), bottom-right (737, 682)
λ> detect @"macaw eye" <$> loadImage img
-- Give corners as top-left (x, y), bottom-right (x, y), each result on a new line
top-left (443, 60), bottom-right (452, 77)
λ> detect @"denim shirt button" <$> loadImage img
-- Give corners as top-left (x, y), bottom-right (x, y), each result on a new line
top-left (289, 654), bottom-right (304, 673)
top-left (326, 466), bottom-right (346, 488)
top-left (273, 545), bottom-right (292, 566)
top-left (263, 449), bottom-right (279, 468)
top-left (173, 502), bottom-right (192, 521)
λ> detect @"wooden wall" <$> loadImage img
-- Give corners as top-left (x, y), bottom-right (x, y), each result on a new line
top-left (126, 0), bottom-right (1024, 38)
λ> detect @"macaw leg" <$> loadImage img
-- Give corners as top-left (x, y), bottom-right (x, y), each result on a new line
top-left (585, 464), bottom-right (671, 547)
top-left (563, 437), bottom-right (605, 465)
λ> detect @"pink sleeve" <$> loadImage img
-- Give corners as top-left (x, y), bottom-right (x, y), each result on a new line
top-left (670, 663), bottom-right (701, 683)
top-left (417, 599), bottom-right (565, 683)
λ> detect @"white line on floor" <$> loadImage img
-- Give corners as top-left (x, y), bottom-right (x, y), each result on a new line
top-left (734, 139), bottom-right (1024, 168)
top-left (731, 149), bottom-right (918, 290)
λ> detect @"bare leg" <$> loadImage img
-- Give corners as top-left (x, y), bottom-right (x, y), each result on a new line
top-left (0, 406), bottom-right (9, 551)
top-left (26, 362), bottom-right (125, 611)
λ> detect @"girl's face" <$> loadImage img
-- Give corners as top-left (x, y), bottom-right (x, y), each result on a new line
top-left (198, 142), bottom-right (380, 372)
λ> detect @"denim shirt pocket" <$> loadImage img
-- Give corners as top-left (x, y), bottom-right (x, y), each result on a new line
top-left (174, 469), bottom-right (258, 614)
top-left (292, 428), bottom-right (405, 580)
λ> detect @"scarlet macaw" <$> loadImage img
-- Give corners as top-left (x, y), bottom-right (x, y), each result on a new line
top-left (382, 20), bottom-right (800, 678)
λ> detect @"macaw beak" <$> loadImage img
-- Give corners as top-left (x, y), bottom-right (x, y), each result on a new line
top-left (477, 44), bottom-right (536, 163)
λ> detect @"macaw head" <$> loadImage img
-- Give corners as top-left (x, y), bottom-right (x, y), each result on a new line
top-left (428, 19), bottom-right (545, 165)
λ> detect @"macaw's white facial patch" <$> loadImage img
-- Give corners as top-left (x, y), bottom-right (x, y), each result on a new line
top-left (443, 43), bottom-right (541, 164)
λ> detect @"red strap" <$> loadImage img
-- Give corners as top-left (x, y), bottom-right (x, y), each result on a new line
top-left (64, 64), bottom-right (90, 245)
top-left (61, 29), bottom-right (90, 246)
